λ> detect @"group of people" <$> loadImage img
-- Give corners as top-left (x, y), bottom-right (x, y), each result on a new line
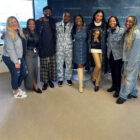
top-left (1, 6), bottom-right (140, 104)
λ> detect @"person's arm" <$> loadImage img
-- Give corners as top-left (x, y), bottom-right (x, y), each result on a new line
top-left (52, 19), bottom-right (56, 46)
top-left (87, 24), bottom-right (92, 51)
top-left (127, 30), bottom-right (140, 69)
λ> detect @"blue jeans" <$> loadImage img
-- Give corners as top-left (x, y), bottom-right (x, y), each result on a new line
top-left (120, 61), bottom-right (140, 99)
top-left (2, 56), bottom-right (27, 90)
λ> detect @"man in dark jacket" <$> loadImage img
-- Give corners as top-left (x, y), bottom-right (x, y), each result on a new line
top-left (36, 6), bottom-right (57, 90)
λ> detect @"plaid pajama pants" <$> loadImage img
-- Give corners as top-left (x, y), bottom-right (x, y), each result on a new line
top-left (40, 55), bottom-right (57, 83)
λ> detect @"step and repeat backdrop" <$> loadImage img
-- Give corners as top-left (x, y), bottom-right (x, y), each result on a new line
top-left (49, 0), bottom-right (140, 27)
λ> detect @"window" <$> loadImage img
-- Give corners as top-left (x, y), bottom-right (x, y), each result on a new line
top-left (34, 0), bottom-right (47, 19)
top-left (0, 0), bottom-right (47, 44)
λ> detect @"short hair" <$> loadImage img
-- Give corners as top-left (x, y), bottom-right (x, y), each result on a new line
top-left (43, 6), bottom-right (52, 12)
top-left (63, 10), bottom-right (71, 16)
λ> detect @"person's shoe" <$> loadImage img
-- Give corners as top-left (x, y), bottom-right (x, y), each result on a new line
top-left (58, 81), bottom-right (63, 87)
top-left (42, 83), bottom-right (48, 90)
top-left (107, 86), bottom-right (115, 92)
top-left (94, 86), bottom-right (99, 92)
top-left (14, 91), bottom-right (27, 99)
top-left (113, 91), bottom-right (119, 98)
top-left (127, 94), bottom-right (138, 99)
top-left (48, 80), bottom-right (54, 88)
top-left (18, 89), bottom-right (27, 95)
top-left (67, 80), bottom-right (72, 86)
top-left (79, 87), bottom-right (84, 93)
top-left (33, 88), bottom-right (42, 94)
top-left (116, 97), bottom-right (126, 104)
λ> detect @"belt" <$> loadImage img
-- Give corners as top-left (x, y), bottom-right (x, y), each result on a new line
top-left (27, 47), bottom-right (38, 54)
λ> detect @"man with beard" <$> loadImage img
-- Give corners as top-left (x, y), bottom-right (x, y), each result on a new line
top-left (36, 6), bottom-right (57, 90)
top-left (56, 11), bottom-right (73, 87)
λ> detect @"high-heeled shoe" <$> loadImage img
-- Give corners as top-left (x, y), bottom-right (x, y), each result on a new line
top-left (94, 86), bottom-right (99, 92)
top-left (33, 88), bottom-right (42, 94)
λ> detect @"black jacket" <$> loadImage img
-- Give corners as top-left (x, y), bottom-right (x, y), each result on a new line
top-left (87, 22), bottom-right (108, 73)
top-left (36, 17), bottom-right (56, 58)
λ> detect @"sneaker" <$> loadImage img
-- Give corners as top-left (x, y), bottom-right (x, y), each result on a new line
top-left (14, 91), bottom-right (27, 98)
top-left (19, 89), bottom-right (27, 95)
top-left (58, 81), bottom-right (63, 87)
top-left (67, 80), bottom-right (72, 86)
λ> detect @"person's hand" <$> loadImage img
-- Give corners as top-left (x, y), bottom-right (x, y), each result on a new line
top-left (83, 23), bottom-right (86, 28)
top-left (15, 63), bottom-right (20, 68)
top-left (39, 17), bottom-right (44, 21)
top-left (1, 32), bottom-right (5, 40)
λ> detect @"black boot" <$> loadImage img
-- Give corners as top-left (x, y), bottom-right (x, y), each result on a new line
top-left (48, 80), bottom-right (54, 88)
top-left (128, 94), bottom-right (138, 99)
top-left (94, 86), bottom-right (99, 92)
top-left (116, 97), bottom-right (126, 104)
top-left (107, 86), bottom-right (115, 92)
top-left (42, 83), bottom-right (48, 90)
top-left (113, 91), bottom-right (119, 98)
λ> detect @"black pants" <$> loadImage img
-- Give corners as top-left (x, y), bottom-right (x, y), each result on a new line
top-left (109, 52), bottom-right (123, 92)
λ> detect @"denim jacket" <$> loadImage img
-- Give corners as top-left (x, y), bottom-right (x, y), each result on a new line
top-left (123, 29), bottom-right (140, 70)
top-left (107, 26), bottom-right (124, 60)
top-left (56, 20), bottom-right (73, 51)
top-left (3, 31), bottom-right (23, 64)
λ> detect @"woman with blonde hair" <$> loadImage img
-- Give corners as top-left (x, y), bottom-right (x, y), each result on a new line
top-left (2, 16), bottom-right (27, 98)
top-left (116, 16), bottom-right (140, 104)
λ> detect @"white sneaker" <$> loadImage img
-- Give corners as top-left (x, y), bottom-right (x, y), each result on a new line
top-left (18, 89), bottom-right (27, 95)
top-left (14, 91), bottom-right (27, 98)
